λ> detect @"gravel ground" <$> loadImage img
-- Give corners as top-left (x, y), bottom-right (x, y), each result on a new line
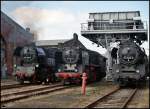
top-left (1, 84), bottom-right (54, 95)
top-left (95, 88), bottom-right (135, 108)
top-left (127, 81), bottom-right (149, 108)
top-left (1, 78), bottom-right (19, 86)
top-left (2, 79), bottom-right (149, 108)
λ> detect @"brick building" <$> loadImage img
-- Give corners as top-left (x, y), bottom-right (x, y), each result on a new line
top-left (1, 11), bottom-right (34, 77)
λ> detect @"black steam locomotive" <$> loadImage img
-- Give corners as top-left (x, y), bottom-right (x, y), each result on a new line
top-left (13, 44), bottom-right (58, 84)
top-left (55, 46), bottom-right (107, 85)
top-left (112, 40), bottom-right (149, 86)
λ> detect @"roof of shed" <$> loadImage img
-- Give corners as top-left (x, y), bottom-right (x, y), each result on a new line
top-left (35, 39), bottom-right (69, 46)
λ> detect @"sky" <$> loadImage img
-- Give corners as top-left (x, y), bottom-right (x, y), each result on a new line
top-left (1, 1), bottom-right (149, 55)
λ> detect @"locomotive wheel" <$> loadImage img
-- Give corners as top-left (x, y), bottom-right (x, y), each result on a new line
top-left (16, 76), bottom-right (24, 84)
top-left (35, 81), bottom-right (42, 84)
top-left (32, 74), bottom-right (37, 83)
top-left (29, 79), bottom-right (35, 84)
top-left (50, 74), bottom-right (57, 83)
top-left (42, 78), bottom-right (50, 85)
top-left (29, 79), bottom-right (32, 84)
top-left (62, 79), bottom-right (70, 85)
top-left (118, 80), bottom-right (127, 87)
top-left (139, 77), bottom-right (147, 87)
top-left (62, 79), bottom-right (66, 85)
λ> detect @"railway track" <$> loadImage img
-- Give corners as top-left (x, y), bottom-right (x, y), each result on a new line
top-left (85, 87), bottom-right (137, 108)
top-left (1, 84), bottom-right (32, 90)
top-left (1, 83), bottom-right (73, 105)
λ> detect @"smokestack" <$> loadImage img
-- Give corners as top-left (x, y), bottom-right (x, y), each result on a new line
top-left (58, 43), bottom-right (63, 49)
top-left (26, 27), bottom-right (30, 32)
top-left (73, 33), bottom-right (78, 40)
top-left (32, 33), bottom-right (38, 41)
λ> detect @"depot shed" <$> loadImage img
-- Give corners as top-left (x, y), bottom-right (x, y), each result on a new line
top-left (1, 11), bottom-right (34, 77)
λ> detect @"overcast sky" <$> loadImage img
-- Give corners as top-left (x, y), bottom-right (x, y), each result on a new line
top-left (1, 1), bottom-right (149, 55)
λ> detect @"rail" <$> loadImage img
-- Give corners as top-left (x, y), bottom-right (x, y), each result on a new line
top-left (1, 84), bottom-right (34, 90)
top-left (85, 87), bottom-right (137, 108)
top-left (1, 84), bottom-right (75, 104)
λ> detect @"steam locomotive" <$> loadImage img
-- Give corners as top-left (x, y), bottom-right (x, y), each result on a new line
top-left (13, 44), bottom-right (58, 84)
top-left (112, 40), bottom-right (149, 86)
top-left (55, 46), bottom-right (107, 85)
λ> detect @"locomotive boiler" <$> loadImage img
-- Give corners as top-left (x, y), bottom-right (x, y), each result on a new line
top-left (112, 40), bottom-right (149, 86)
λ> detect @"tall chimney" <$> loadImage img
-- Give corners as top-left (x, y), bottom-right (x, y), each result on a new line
top-left (73, 33), bottom-right (78, 40)
top-left (26, 27), bottom-right (30, 32)
top-left (58, 43), bottom-right (63, 49)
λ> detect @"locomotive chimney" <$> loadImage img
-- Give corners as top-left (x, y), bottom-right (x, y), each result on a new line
top-left (58, 43), bottom-right (63, 49)
top-left (26, 27), bottom-right (30, 32)
top-left (73, 33), bottom-right (78, 40)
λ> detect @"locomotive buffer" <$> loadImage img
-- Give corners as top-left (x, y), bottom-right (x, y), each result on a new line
top-left (81, 11), bottom-right (148, 81)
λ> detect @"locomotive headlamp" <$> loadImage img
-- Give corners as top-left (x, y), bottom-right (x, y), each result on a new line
top-left (75, 69), bottom-right (78, 72)
top-left (116, 69), bottom-right (119, 73)
top-left (136, 70), bottom-right (140, 73)
top-left (58, 69), bottom-right (61, 72)
top-left (14, 64), bottom-right (17, 68)
top-left (127, 47), bottom-right (130, 50)
top-left (35, 64), bottom-right (39, 67)
top-left (46, 78), bottom-right (49, 82)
